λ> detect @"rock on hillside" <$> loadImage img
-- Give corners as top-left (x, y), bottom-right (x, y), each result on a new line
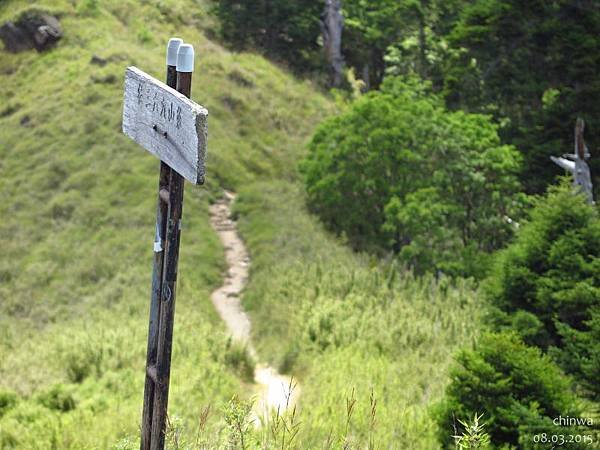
top-left (0, 10), bottom-right (62, 53)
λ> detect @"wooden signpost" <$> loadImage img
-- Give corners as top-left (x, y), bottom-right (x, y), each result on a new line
top-left (121, 38), bottom-right (207, 450)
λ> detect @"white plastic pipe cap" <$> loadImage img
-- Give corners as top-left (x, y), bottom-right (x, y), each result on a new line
top-left (166, 38), bottom-right (183, 66)
top-left (177, 44), bottom-right (194, 73)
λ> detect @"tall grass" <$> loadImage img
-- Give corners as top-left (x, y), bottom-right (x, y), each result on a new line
top-left (233, 182), bottom-right (482, 448)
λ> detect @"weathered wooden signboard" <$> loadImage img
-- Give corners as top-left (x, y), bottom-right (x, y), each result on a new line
top-left (122, 66), bottom-right (207, 184)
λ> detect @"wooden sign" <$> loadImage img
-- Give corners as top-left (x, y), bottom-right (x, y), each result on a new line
top-left (122, 66), bottom-right (208, 184)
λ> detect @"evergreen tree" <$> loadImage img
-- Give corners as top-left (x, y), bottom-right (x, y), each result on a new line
top-left (486, 182), bottom-right (600, 399)
top-left (444, 0), bottom-right (600, 194)
top-left (214, 0), bottom-right (323, 72)
top-left (436, 332), bottom-right (583, 449)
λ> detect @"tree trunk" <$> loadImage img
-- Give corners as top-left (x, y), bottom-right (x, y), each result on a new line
top-left (362, 63), bottom-right (370, 91)
top-left (322, 0), bottom-right (344, 87)
top-left (417, 1), bottom-right (427, 78)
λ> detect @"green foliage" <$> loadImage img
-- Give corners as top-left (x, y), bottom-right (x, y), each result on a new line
top-left (301, 77), bottom-right (522, 276)
top-left (453, 413), bottom-right (491, 449)
top-left (214, 0), bottom-right (467, 87)
top-left (76, 0), bottom-right (100, 16)
top-left (436, 332), bottom-right (581, 449)
top-left (0, 390), bottom-right (18, 418)
top-left (223, 340), bottom-right (256, 383)
top-left (344, 0), bottom-right (466, 87)
top-left (37, 384), bottom-right (77, 412)
top-left (213, 0), bottom-right (323, 73)
top-left (444, 0), bottom-right (600, 195)
top-left (136, 24), bottom-right (154, 45)
top-left (342, 0), bottom-right (411, 85)
top-left (486, 182), bottom-right (600, 399)
top-left (223, 396), bottom-right (254, 450)
top-left (552, 308), bottom-right (600, 401)
top-left (62, 337), bottom-right (104, 383)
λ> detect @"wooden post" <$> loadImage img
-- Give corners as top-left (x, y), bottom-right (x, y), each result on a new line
top-left (140, 37), bottom-right (182, 450)
top-left (122, 38), bottom-right (206, 450)
top-left (550, 118), bottom-right (594, 204)
top-left (149, 43), bottom-right (195, 450)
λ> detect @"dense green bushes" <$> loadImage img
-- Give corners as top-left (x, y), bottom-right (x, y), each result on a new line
top-left (487, 183), bottom-right (600, 399)
top-left (301, 77), bottom-right (522, 276)
top-left (436, 332), bottom-right (581, 448)
top-left (213, 0), bottom-right (323, 73)
top-left (438, 184), bottom-right (600, 448)
top-left (37, 384), bottom-right (77, 412)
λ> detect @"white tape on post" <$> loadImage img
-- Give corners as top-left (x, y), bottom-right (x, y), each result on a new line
top-left (176, 44), bottom-right (194, 73)
top-left (166, 38), bottom-right (183, 66)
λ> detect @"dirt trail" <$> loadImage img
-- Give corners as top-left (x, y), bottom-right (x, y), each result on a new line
top-left (209, 191), bottom-right (298, 421)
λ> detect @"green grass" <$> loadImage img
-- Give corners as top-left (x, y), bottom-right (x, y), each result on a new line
top-left (234, 182), bottom-right (482, 448)
top-left (0, 1), bottom-right (480, 448)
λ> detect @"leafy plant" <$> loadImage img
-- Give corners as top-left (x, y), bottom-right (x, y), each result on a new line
top-left (268, 378), bottom-right (300, 450)
top-left (223, 396), bottom-right (254, 450)
top-left (436, 332), bottom-right (581, 448)
top-left (486, 182), bottom-right (600, 399)
top-left (224, 339), bottom-right (256, 383)
top-left (37, 384), bottom-right (76, 412)
top-left (301, 76), bottom-right (522, 276)
top-left (452, 413), bottom-right (490, 449)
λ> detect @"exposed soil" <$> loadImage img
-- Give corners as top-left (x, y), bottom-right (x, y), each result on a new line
top-left (209, 191), bottom-right (299, 421)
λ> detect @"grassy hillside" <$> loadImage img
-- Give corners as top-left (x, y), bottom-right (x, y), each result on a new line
top-left (0, 0), bottom-right (330, 447)
top-left (0, 1), bottom-right (480, 448)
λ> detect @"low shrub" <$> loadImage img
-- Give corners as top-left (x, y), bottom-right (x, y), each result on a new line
top-left (37, 383), bottom-right (76, 412)
top-left (0, 389), bottom-right (19, 418)
top-left (224, 339), bottom-right (255, 383)
top-left (63, 337), bottom-right (104, 383)
top-left (436, 332), bottom-right (582, 449)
